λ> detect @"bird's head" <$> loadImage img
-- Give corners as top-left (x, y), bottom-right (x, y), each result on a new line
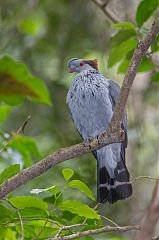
top-left (67, 58), bottom-right (98, 73)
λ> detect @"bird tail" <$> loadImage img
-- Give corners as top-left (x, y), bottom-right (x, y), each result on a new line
top-left (94, 146), bottom-right (132, 204)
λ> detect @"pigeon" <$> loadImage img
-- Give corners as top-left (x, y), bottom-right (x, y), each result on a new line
top-left (66, 58), bottom-right (132, 203)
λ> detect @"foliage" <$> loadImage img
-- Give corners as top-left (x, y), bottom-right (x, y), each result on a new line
top-left (136, 0), bottom-right (159, 27)
top-left (0, 164), bottom-right (20, 185)
top-left (0, 167), bottom-right (102, 239)
top-left (0, 105), bottom-right (11, 124)
top-left (68, 179), bottom-right (96, 201)
top-left (108, 1), bottom-right (159, 74)
top-left (0, 0), bottom-right (159, 239)
top-left (0, 55), bottom-right (51, 106)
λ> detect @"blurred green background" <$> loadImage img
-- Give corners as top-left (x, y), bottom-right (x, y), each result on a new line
top-left (0, 0), bottom-right (159, 239)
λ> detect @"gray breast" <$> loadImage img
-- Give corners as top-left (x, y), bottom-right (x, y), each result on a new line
top-left (66, 70), bottom-right (114, 139)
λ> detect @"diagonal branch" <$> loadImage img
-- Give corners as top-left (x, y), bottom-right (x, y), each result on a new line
top-left (111, 20), bottom-right (159, 129)
top-left (0, 20), bottom-right (159, 199)
top-left (0, 129), bottom-right (124, 199)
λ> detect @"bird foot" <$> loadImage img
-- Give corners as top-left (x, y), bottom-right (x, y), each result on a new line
top-left (83, 138), bottom-right (93, 149)
top-left (96, 132), bottom-right (106, 144)
top-left (83, 136), bottom-right (100, 150)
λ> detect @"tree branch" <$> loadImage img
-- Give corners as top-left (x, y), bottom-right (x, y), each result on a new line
top-left (0, 128), bottom-right (124, 199)
top-left (51, 225), bottom-right (140, 240)
top-left (91, 0), bottom-right (120, 23)
top-left (135, 181), bottom-right (159, 240)
top-left (0, 20), bottom-right (159, 199)
top-left (111, 20), bottom-right (159, 129)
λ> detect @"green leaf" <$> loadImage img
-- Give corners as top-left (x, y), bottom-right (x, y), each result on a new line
top-left (68, 180), bottom-right (96, 201)
top-left (54, 192), bottom-right (63, 207)
top-left (58, 200), bottom-right (100, 219)
top-left (9, 196), bottom-right (48, 211)
top-left (83, 219), bottom-right (101, 227)
top-left (0, 205), bottom-right (16, 223)
top-left (111, 30), bottom-right (136, 48)
top-left (34, 225), bottom-right (59, 238)
top-left (151, 72), bottom-right (159, 82)
top-left (44, 191), bottom-right (63, 207)
top-left (20, 208), bottom-right (48, 219)
top-left (0, 105), bottom-right (11, 124)
top-left (109, 238), bottom-right (128, 240)
top-left (118, 57), bottom-right (154, 73)
top-left (85, 236), bottom-right (94, 240)
top-left (112, 22), bottom-right (136, 30)
top-left (138, 57), bottom-right (154, 72)
top-left (9, 135), bottom-right (40, 167)
top-left (152, 34), bottom-right (159, 52)
top-left (0, 55), bottom-right (51, 105)
top-left (108, 37), bottom-right (137, 67)
top-left (0, 164), bottom-right (20, 185)
top-left (19, 15), bottom-right (45, 37)
top-left (118, 58), bottom-right (130, 73)
top-left (0, 96), bottom-right (24, 106)
top-left (30, 185), bottom-right (59, 195)
top-left (49, 211), bottom-right (67, 225)
top-left (16, 224), bottom-right (35, 238)
top-left (0, 228), bottom-right (16, 240)
top-left (62, 168), bottom-right (74, 181)
top-left (30, 219), bottom-right (59, 237)
top-left (136, 0), bottom-right (159, 27)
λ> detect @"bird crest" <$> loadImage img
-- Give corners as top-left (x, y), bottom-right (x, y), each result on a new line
top-left (83, 59), bottom-right (98, 71)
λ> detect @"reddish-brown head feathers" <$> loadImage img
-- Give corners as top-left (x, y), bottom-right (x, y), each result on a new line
top-left (83, 59), bottom-right (98, 71)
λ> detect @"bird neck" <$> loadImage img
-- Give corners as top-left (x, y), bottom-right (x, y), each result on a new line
top-left (79, 65), bottom-right (95, 73)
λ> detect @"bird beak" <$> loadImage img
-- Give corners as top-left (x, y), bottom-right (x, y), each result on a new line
top-left (69, 67), bottom-right (76, 73)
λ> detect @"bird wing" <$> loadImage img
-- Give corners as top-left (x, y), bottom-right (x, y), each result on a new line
top-left (108, 79), bottom-right (128, 147)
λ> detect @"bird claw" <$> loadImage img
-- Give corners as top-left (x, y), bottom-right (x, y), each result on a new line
top-left (83, 135), bottom-right (100, 150)
top-left (96, 132), bottom-right (105, 144)
top-left (83, 138), bottom-right (92, 149)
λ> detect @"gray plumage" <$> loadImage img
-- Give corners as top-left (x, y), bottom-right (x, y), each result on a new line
top-left (67, 58), bottom-right (132, 203)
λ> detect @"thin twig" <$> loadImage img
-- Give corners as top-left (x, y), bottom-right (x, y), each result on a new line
top-left (51, 225), bottom-right (141, 240)
top-left (101, 0), bottom-right (109, 8)
top-left (131, 176), bottom-right (159, 184)
top-left (2, 217), bottom-right (62, 228)
top-left (33, 218), bottom-right (48, 240)
top-left (0, 115), bottom-right (31, 153)
top-left (16, 208), bottom-right (24, 240)
top-left (54, 223), bottom-right (86, 239)
top-left (94, 202), bottom-right (100, 210)
top-left (0, 142), bottom-right (10, 154)
top-left (16, 115), bottom-right (31, 134)
top-left (4, 198), bottom-right (24, 240)
top-left (100, 215), bottom-right (119, 227)
top-left (82, 202), bottom-right (100, 225)
top-left (91, 0), bottom-right (120, 23)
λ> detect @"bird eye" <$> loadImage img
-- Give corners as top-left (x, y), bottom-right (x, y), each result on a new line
top-left (80, 62), bottom-right (84, 66)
